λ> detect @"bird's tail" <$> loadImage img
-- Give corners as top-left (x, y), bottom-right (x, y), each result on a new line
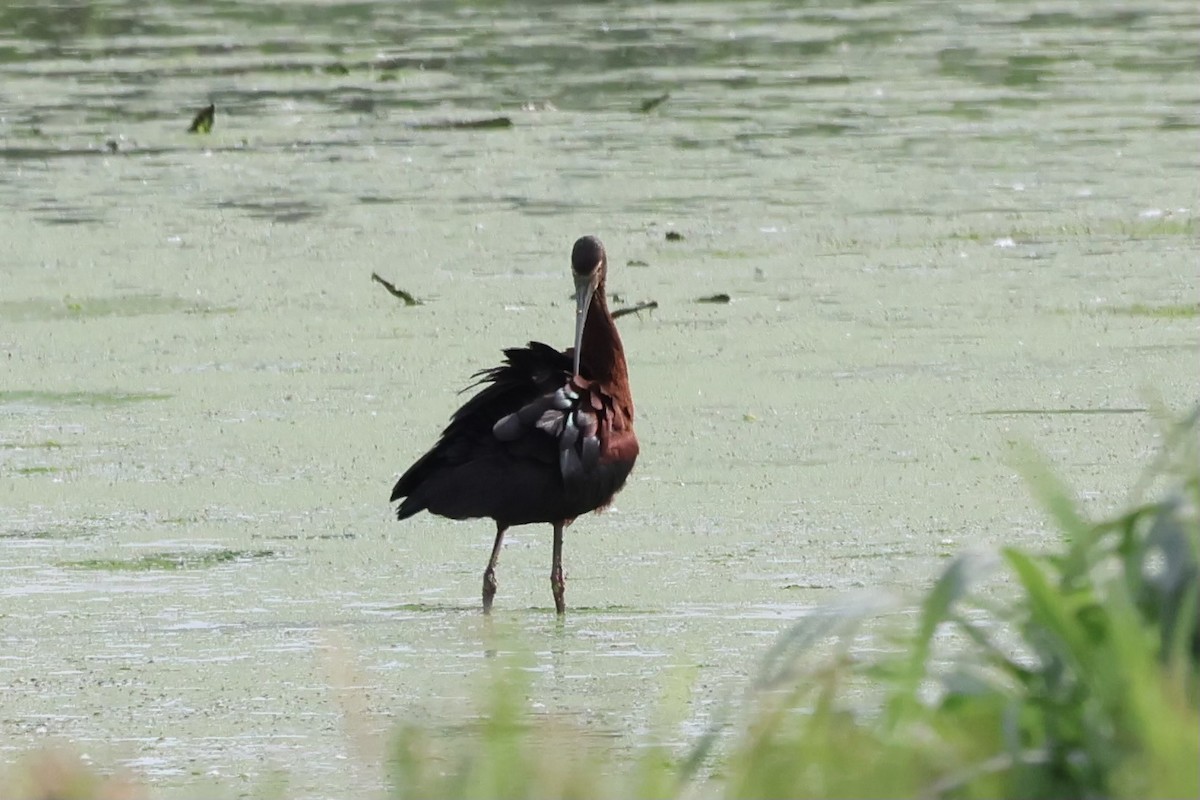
top-left (394, 498), bottom-right (424, 521)
top-left (390, 451), bottom-right (434, 520)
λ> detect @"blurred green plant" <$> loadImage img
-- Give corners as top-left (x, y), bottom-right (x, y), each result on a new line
top-left (2, 750), bottom-right (143, 800)
top-left (387, 653), bottom-right (684, 800)
top-left (723, 407), bottom-right (1198, 800)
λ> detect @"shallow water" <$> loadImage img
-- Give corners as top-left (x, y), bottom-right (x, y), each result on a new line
top-left (1, 0), bottom-right (1197, 796)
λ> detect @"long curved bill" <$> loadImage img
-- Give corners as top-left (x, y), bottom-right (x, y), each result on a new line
top-left (572, 269), bottom-right (599, 376)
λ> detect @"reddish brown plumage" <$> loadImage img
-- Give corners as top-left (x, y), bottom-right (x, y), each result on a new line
top-left (576, 287), bottom-right (638, 472)
top-left (390, 236), bottom-right (638, 614)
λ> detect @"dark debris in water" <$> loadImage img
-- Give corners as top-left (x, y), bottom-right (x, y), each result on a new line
top-left (696, 293), bottom-right (731, 304)
top-left (371, 272), bottom-right (422, 306)
top-left (410, 117), bottom-right (513, 131)
top-left (0, 530), bottom-right (59, 540)
top-left (216, 198), bottom-right (323, 224)
top-left (638, 92), bottom-right (670, 113)
top-left (357, 195), bottom-right (403, 206)
top-left (665, 231), bottom-right (684, 242)
top-left (34, 210), bottom-right (105, 226)
top-left (1, 144), bottom-right (183, 161)
top-left (613, 300), bottom-right (658, 320)
top-left (1159, 115), bottom-right (1200, 131)
top-left (187, 103), bottom-right (215, 134)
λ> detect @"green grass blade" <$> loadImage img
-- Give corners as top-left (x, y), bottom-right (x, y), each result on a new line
top-left (1003, 548), bottom-right (1093, 674)
top-left (885, 553), bottom-right (991, 728)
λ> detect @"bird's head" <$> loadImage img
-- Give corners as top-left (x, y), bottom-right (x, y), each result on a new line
top-left (571, 235), bottom-right (606, 376)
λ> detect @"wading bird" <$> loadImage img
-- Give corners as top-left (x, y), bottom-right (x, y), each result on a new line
top-left (390, 236), bottom-right (638, 614)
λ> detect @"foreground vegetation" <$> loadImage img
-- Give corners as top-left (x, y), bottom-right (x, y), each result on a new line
top-left (7, 410), bottom-right (1198, 799)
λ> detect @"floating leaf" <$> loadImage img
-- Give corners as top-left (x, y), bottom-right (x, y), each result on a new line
top-left (187, 103), bottom-right (215, 134)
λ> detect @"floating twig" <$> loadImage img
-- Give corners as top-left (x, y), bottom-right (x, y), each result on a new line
top-left (188, 104), bottom-right (215, 134)
top-left (696, 293), bottom-right (730, 304)
top-left (613, 300), bottom-right (658, 319)
top-left (410, 117), bottom-right (513, 131)
top-left (371, 272), bottom-right (422, 306)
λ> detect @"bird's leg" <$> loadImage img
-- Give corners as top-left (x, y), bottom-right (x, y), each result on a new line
top-left (482, 523), bottom-right (507, 614)
top-left (551, 521), bottom-right (566, 615)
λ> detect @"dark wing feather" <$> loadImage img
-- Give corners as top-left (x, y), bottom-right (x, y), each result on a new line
top-left (390, 342), bottom-right (572, 521)
top-left (492, 374), bottom-right (604, 490)
top-left (453, 342), bottom-right (572, 435)
top-left (391, 341), bottom-right (634, 526)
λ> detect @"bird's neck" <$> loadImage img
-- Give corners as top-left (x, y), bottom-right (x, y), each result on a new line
top-left (579, 285), bottom-right (629, 390)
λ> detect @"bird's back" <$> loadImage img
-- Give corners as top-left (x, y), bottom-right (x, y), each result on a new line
top-left (391, 342), bottom-right (634, 527)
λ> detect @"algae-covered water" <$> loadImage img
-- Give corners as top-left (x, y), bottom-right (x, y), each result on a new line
top-left (2, 0), bottom-right (1197, 796)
